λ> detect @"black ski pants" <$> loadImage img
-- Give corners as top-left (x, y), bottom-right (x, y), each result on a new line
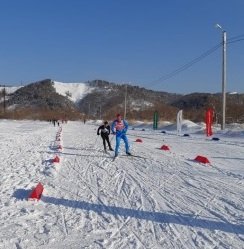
top-left (101, 134), bottom-right (112, 150)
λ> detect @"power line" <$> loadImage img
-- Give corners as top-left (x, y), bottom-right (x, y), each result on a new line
top-left (144, 34), bottom-right (244, 88)
top-left (228, 38), bottom-right (244, 45)
top-left (228, 33), bottom-right (244, 41)
top-left (148, 42), bottom-right (221, 85)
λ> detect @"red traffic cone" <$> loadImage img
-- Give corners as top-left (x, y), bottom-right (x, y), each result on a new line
top-left (161, 145), bottom-right (170, 151)
top-left (136, 138), bottom-right (143, 143)
top-left (194, 155), bottom-right (210, 164)
top-left (28, 183), bottom-right (44, 201)
top-left (52, 155), bottom-right (60, 163)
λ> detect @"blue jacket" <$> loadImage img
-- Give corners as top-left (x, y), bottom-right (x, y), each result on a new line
top-left (111, 119), bottom-right (128, 135)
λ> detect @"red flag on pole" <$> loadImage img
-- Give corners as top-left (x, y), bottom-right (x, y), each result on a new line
top-left (205, 108), bottom-right (214, 136)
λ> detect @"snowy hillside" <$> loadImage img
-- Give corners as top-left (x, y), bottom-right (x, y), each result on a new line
top-left (0, 85), bottom-right (23, 97)
top-left (53, 81), bottom-right (94, 103)
top-left (0, 81), bottom-right (94, 104)
top-left (0, 86), bottom-right (23, 94)
top-left (0, 86), bottom-right (23, 103)
top-left (0, 119), bottom-right (243, 248)
top-left (2, 80), bottom-right (244, 123)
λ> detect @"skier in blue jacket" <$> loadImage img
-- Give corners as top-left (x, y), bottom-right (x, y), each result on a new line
top-left (111, 114), bottom-right (131, 158)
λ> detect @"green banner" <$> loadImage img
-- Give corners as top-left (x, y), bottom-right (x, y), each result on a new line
top-left (153, 111), bottom-right (158, 130)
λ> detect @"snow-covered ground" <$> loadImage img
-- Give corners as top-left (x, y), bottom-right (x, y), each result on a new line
top-left (0, 119), bottom-right (243, 249)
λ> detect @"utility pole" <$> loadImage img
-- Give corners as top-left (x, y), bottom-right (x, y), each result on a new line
top-left (3, 85), bottom-right (6, 114)
top-left (88, 103), bottom-right (90, 120)
top-left (99, 105), bottom-right (102, 120)
top-left (222, 29), bottom-right (227, 130)
top-left (216, 24), bottom-right (227, 130)
top-left (124, 85), bottom-right (127, 119)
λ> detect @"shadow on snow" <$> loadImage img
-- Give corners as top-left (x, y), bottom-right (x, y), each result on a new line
top-left (42, 195), bottom-right (244, 235)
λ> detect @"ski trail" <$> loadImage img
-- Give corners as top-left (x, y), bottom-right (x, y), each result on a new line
top-left (29, 121), bottom-right (244, 248)
top-left (60, 211), bottom-right (68, 236)
top-left (104, 217), bottom-right (131, 247)
top-left (131, 230), bottom-right (147, 248)
top-left (122, 163), bottom-right (188, 248)
top-left (119, 139), bottom-right (243, 247)
top-left (116, 170), bottom-right (125, 196)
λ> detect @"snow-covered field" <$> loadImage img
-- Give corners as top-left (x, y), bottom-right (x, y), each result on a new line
top-left (0, 119), bottom-right (243, 249)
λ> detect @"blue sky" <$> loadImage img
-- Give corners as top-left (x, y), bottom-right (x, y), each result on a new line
top-left (0, 0), bottom-right (243, 93)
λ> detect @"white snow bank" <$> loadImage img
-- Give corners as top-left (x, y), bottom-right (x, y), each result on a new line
top-left (132, 120), bottom-right (204, 133)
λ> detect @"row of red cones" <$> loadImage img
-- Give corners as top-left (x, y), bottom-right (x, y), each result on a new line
top-left (135, 138), bottom-right (210, 164)
top-left (29, 127), bottom-right (63, 201)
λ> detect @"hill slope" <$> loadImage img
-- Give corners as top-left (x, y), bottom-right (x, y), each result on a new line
top-left (1, 79), bottom-right (244, 122)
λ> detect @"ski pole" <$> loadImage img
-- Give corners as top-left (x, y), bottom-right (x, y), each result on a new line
top-left (94, 135), bottom-right (99, 146)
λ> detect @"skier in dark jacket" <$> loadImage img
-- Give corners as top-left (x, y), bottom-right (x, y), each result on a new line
top-left (97, 121), bottom-right (114, 152)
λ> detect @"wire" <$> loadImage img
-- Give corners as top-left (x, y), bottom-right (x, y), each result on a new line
top-left (228, 33), bottom-right (244, 41)
top-left (228, 38), bottom-right (244, 45)
top-left (143, 34), bottom-right (244, 88)
top-left (148, 42), bottom-right (222, 86)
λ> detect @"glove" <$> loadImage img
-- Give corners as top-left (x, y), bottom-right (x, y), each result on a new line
top-left (97, 133), bottom-right (100, 135)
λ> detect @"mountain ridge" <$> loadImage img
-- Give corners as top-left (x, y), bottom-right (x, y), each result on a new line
top-left (0, 79), bottom-right (243, 123)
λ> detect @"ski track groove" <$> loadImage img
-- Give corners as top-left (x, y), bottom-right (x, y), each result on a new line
top-left (168, 223), bottom-right (189, 249)
top-left (114, 157), bottom-right (179, 247)
top-left (131, 230), bottom-right (147, 248)
top-left (60, 210), bottom-right (68, 236)
top-left (150, 221), bottom-right (160, 247)
top-left (104, 217), bottom-right (131, 248)
top-left (65, 160), bottom-right (99, 201)
top-left (102, 159), bottom-right (156, 247)
top-left (116, 170), bottom-right (125, 196)
top-left (55, 137), bottom-right (141, 247)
